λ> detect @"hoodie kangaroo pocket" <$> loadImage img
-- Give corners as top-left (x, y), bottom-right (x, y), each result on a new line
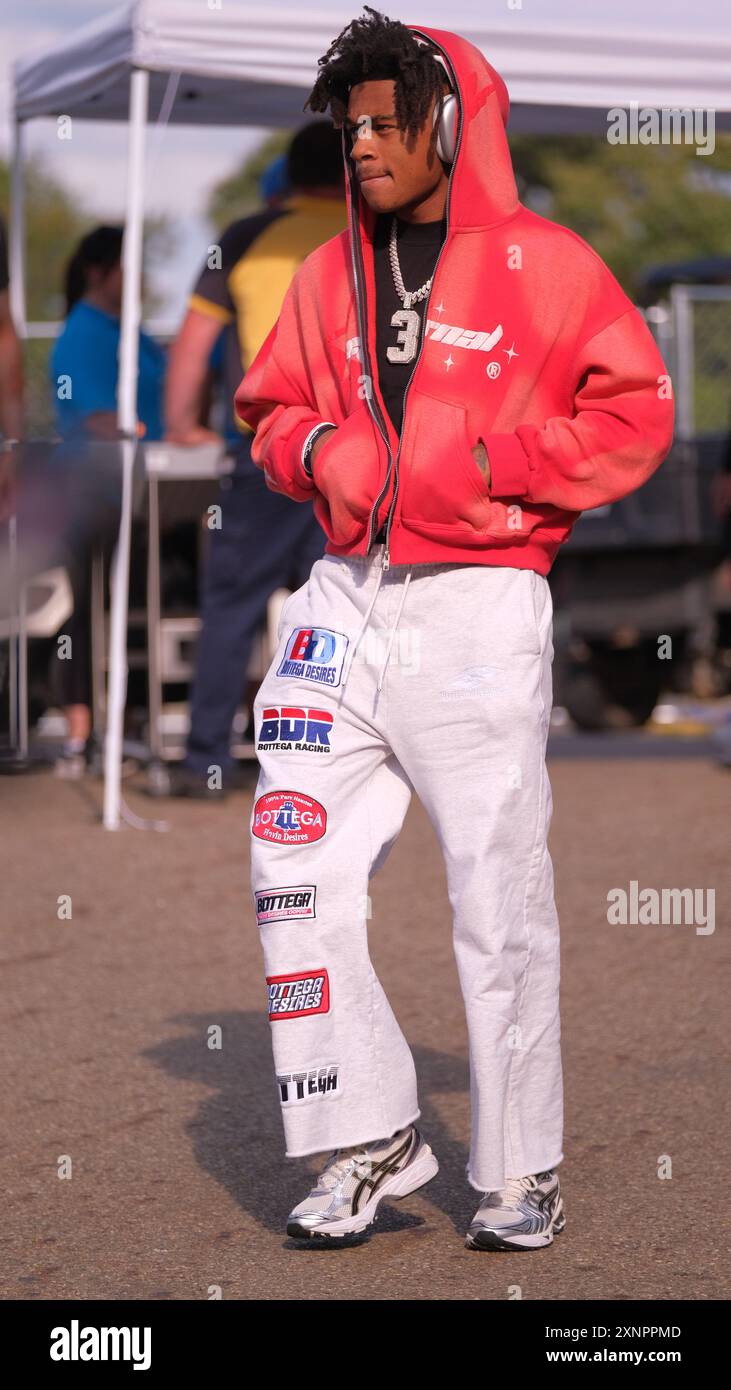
top-left (311, 402), bottom-right (384, 546)
top-left (398, 395), bottom-right (495, 543)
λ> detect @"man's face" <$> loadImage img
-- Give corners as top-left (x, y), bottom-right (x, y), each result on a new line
top-left (344, 78), bottom-right (450, 217)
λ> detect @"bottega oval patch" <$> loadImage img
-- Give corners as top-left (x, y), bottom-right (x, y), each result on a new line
top-left (252, 790), bottom-right (327, 845)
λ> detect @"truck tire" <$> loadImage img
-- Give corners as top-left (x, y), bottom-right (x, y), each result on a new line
top-left (564, 645), bottom-right (662, 730)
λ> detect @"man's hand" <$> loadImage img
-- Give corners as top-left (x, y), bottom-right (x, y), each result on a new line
top-left (164, 424), bottom-right (223, 447)
top-left (0, 289), bottom-right (24, 443)
top-left (311, 426), bottom-right (337, 470)
top-left (0, 446), bottom-right (17, 523)
top-left (711, 472), bottom-right (731, 519)
top-left (472, 437), bottom-right (491, 489)
top-left (165, 306), bottom-right (226, 444)
top-left (83, 413), bottom-right (147, 441)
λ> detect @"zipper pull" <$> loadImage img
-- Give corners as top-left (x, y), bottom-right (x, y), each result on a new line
top-left (382, 541), bottom-right (390, 572)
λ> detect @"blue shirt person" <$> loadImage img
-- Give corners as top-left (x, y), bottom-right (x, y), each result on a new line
top-left (50, 299), bottom-right (165, 442)
top-left (50, 222), bottom-right (165, 441)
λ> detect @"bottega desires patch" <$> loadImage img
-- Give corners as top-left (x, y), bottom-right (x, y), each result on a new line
top-left (277, 627), bottom-right (349, 687)
top-left (251, 791), bottom-right (327, 845)
top-left (267, 968), bottom-right (330, 1020)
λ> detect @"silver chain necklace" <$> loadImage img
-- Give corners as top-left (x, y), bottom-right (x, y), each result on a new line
top-left (389, 216), bottom-right (432, 312)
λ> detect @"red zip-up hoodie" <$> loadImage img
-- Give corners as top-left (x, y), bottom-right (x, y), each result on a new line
top-left (234, 24), bottom-right (675, 576)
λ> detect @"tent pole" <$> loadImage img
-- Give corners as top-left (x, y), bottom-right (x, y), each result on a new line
top-left (103, 66), bottom-right (149, 830)
top-left (6, 121), bottom-right (25, 757)
top-left (9, 118), bottom-right (27, 335)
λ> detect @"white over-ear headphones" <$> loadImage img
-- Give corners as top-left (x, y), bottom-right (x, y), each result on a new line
top-left (434, 79), bottom-right (458, 165)
top-left (417, 43), bottom-right (458, 165)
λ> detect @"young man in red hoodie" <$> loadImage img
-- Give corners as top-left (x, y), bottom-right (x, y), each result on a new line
top-left (235, 8), bottom-right (674, 1250)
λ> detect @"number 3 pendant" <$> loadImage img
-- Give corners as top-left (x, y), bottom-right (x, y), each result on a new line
top-left (387, 307), bottom-right (421, 363)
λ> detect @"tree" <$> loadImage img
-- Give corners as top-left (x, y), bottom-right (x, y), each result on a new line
top-left (207, 131), bottom-right (290, 230)
top-left (206, 128), bottom-right (731, 299)
top-left (0, 155), bottom-right (88, 322)
top-left (511, 134), bottom-right (731, 299)
top-left (0, 155), bottom-right (173, 434)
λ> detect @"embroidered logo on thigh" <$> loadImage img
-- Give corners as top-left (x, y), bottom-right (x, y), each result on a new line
top-left (254, 884), bottom-right (317, 925)
top-left (257, 706), bottom-right (333, 754)
top-left (277, 627), bottom-right (349, 687)
top-left (267, 968), bottom-right (330, 1019)
top-left (252, 790), bottom-right (327, 844)
top-left (439, 664), bottom-right (506, 699)
top-left (276, 1064), bottom-right (340, 1106)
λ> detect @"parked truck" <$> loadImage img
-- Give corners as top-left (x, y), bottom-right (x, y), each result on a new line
top-left (551, 258), bottom-right (731, 729)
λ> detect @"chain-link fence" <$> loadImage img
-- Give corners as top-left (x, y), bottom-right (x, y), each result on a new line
top-left (22, 334), bottom-right (56, 438)
top-left (645, 286), bottom-right (731, 440)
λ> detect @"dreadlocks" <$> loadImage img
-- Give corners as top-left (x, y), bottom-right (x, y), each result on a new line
top-left (303, 6), bottom-right (448, 142)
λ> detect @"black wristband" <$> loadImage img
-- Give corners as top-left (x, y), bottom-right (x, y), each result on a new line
top-left (302, 422), bottom-right (336, 478)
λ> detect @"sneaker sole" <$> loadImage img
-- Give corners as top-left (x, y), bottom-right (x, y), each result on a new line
top-left (287, 1145), bottom-right (439, 1241)
top-left (54, 766), bottom-right (86, 780)
top-left (465, 1197), bottom-right (566, 1252)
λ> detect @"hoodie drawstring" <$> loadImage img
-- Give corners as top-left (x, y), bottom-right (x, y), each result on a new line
top-left (336, 563), bottom-right (385, 707)
top-left (336, 559), bottom-right (413, 705)
top-left (376, 568), bottom-right (412, 692)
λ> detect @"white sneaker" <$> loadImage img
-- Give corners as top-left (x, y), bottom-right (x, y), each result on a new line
top-left (286, 1124), bottom-right (439, 1240)
top-left (465, 1169), bottom-right (565, 1251)
top-left (54, 740), bottom-right (87, 779)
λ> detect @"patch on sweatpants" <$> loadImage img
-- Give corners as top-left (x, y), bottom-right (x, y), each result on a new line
top-left (252, 790), bottom-right (327, 845)
top-left (277, 1064), bottom-right (340, 1106)
top-left (267, 969), bottom-right (330, 1019)
top-left (277, 627), bottom-right (349, 687)
top-left (254, 884), bottom-right (317, 925)
top-left (257, 705), bottom-right (334, 754)
top-left (440, 664), bottom-right (506, 698)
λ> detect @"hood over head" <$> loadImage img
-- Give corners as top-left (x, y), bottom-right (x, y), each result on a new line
top-left (343, 23), bottom-right (520, 244)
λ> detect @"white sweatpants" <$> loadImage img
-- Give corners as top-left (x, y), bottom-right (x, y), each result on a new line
top-left (249, 547), bottom-right (564, 1192)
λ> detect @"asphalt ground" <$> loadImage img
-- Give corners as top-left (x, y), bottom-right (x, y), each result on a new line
top-left (2, 749), bottom-right (729, 1301)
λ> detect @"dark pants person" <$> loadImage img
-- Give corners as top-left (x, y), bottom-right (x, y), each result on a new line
top-left (184, 448), bottom-right (325, 781)
top-left (50, 441), bottom-right (123, 769)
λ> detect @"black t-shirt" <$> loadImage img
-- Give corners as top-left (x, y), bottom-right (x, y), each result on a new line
top-left (372, 211), bottom-right (446, 542)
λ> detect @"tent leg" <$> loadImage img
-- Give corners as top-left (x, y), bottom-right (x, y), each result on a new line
top-left (8, 514), bottom-right (18, 750)
top-left (9, 119), bottom-right (27, 334)
top-left (103, 67), bottom-right (149, 830)
top-left (7, 123), bottom-right (25, 754)
top-left (91, 545), bottom-right (106, 737)
top-left (18, 576), bottom-right (28, 759)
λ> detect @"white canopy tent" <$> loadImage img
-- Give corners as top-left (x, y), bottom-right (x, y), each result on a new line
top-left (10, 0), bottom-right (731, 828)
top-left (13, 0), bottom-right (731, 135)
